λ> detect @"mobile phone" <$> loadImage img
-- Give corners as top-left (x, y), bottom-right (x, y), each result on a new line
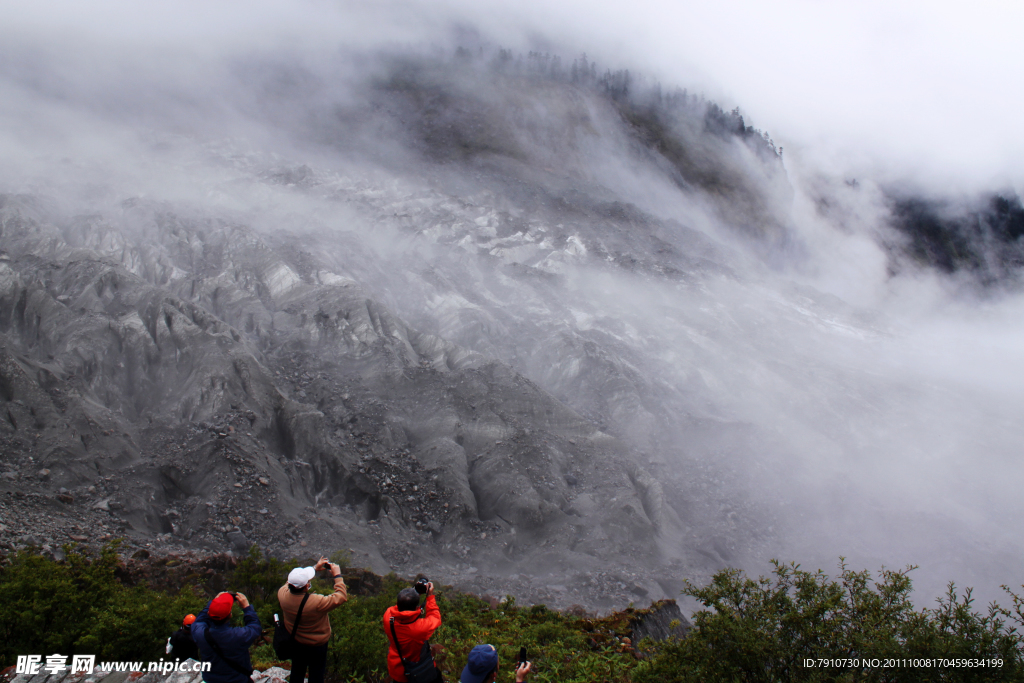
top-left (518, 647), bottom-right (527, 668)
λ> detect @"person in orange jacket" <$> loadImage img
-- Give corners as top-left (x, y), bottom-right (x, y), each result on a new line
top-left (383, 580), bottom-right (442, 683)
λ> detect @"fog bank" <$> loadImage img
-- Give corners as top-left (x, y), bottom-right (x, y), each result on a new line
top-left (1, 2), bottom-right (1022, 608)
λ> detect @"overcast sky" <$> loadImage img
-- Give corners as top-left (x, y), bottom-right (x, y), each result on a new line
top-left (441, 0), bottom-right (1024, 193)
top-left (4, 0), bottom-right (1023, 193)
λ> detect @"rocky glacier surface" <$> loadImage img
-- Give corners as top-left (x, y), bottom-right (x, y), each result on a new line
top-left (2, 48), bottom-right (1022, 610)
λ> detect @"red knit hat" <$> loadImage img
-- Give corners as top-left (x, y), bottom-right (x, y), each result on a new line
top-left (209, 594), bottom-right (235, 620)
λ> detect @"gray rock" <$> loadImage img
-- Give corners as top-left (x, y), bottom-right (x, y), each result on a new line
top-left (127, 674), bottom-right (159, 683)
top-left (98, 672), bottom-right (130, 683)
top-left (226, 530), bottom-right (250, 552)
top-left (80, 668), bottom-right (115, 683)
top-left (164, 663), bottom-right (202, 683)
top-left (629, 600), bottom-right (691, 641)
top-left (0, 89), bottom-right (740, 610)
top-left (251, 666), bottom-right (290, 683)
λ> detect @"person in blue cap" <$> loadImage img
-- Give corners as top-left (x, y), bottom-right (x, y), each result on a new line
top-left (459, 644), bottom-right (532, 683)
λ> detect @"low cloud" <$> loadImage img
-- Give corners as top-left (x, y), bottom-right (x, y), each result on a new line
top-left (2, 0), bottom-right (1023, 607)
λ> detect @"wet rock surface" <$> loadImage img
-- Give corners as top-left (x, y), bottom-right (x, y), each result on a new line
top-left (630, 600), bottom-right (691, 641)
top-left (0, 58), bottom-right (790, 610)
top-left (0, 189), bottom-right (747, 610)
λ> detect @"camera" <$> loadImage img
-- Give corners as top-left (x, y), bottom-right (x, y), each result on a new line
top-left (414, 577), bottom-right (430, 594)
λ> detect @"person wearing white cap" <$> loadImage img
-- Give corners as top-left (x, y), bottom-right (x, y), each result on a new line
top-left (276, 557), bottom-right (348, 683)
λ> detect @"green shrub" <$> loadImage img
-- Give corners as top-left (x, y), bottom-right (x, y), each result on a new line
top-left (329, 549), bottom-right (353, 569)
top-left (0, 543), bottom-right (204, 665)
top-left (229, 546), bottom-right (300, 610)
top-left (634, 559), bottom-right (1024, 683)
top-left (428, 590), bottom-right (634, 683)
top-left (6, 545), bottom-right (1020, 683)
top-left (0, 544), bottom-right (121, 662)
top-left (77, 586), bottom-right (205, 661)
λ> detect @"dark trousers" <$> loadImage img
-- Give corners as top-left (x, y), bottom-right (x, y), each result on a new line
top-left (413, 664), bottom-right (445, 683)
top-left (290, 641), bottom-right (328, 683)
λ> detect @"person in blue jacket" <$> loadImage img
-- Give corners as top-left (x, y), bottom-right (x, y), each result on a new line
top-left (192, 591), bottom-right (262, 683)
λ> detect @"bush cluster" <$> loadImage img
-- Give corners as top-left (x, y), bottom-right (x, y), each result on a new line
top-left (633, 559), bottom-right (1024, 683)
top-left (248, 565), bottom-right (642, 682)
top-left (0, 542), bottom-right (205, 664)
top-left (3, 546), bottom-right (1023, 683)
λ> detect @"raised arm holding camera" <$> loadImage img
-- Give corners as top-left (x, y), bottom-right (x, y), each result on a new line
top-left (383, 578), bottom-right (443, 683)
top-left (276, 557), bottom-right (349, 683)
top-left (459, 644), bottom-right (532, 683)
top-left (191, 592), bottom-right (261, 683)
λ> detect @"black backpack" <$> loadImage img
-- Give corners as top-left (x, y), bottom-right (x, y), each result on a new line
top-left (169, 626), bottom-right (199, 660)
top-left (273, 593), bottom-right (310, 660)
top-left (388, 617), bottom-right (437, 683)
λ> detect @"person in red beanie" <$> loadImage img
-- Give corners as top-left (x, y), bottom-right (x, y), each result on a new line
top-left (383, 581), bottom-right (442, 683)
top-left (191, 592), bottom-right (262, 683)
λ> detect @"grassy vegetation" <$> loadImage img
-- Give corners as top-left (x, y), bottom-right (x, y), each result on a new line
top-left (2, 545), bottom-right (1023, 682)
top-left (231, 548), bottom-right (642, 682)
top-left (632, 560), bottom-right (1024, 683)
top-left (0, 542), bottom-right (206, 664)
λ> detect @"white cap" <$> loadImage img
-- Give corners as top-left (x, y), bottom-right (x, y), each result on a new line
top-left (287, 566), bottom-right (316, 587)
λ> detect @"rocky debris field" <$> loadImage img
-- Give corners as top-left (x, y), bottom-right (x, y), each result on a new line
top-left (0, 471), bottom-right (694, 612)
top-left (0, 176), bottom-right (755, 611)
top-left (0, 62), bottom-right (783, 610)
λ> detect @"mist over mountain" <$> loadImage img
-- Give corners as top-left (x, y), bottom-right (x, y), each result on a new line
top-left (887, 192), bottom-right (1024, 283)
top-left (1, 21), bottom-right (1023, 612)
